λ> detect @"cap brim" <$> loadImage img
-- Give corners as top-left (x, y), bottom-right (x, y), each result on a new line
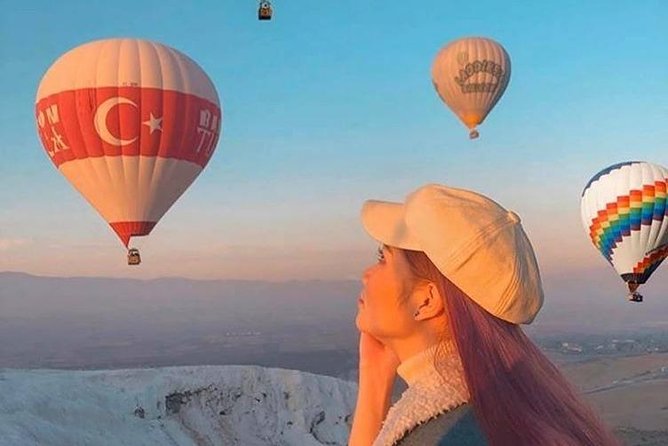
top-left (361, 200), bottom-right (422, 251)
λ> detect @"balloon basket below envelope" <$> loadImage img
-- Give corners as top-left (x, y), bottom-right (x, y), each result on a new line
top-left (258, 2), bottom-right (272, 20)
top-left (127, 248), bottom-right (141, 266)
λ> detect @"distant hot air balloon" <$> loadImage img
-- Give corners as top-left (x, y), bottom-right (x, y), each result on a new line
top-left (581, 161), bottom-right (668, 302)
top-left (35, 38), bottom-right (222, 264)
top-left (431, 37), bottom-right (511, 139)
top-left (258, 0), bottom-right (273, 20)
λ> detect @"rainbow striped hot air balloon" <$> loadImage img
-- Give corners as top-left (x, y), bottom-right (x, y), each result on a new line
top-left (581, 161), bottom-right (668, 302)
top-left (35, 38), bottom-right (222, 264)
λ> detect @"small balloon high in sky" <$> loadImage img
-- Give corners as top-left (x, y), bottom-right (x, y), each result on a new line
top-left (431, 37), bottom-right (511, 140)
top-left (35, 38), bottom-right (222, 264)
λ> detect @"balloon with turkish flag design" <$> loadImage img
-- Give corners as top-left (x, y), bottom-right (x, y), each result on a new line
top-left (35, 38), bottom-right (222, 254)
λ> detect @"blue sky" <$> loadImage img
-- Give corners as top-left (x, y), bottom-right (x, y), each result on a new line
top-left (1, 0), bottom-right (667, 282)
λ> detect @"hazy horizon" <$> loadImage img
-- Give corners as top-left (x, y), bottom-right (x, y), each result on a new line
top-left (2, 271), bottom-right (667, 378)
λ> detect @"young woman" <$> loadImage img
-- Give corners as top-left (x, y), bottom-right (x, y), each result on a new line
top-left (349, 183), bottom-right (620, 446)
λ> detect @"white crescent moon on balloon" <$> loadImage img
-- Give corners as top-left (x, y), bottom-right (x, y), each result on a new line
top-left (94, 97), bottom-right (139, 146)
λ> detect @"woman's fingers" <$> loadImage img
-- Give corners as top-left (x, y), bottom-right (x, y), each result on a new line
top-left (358, 331), bottom-right (401, 375)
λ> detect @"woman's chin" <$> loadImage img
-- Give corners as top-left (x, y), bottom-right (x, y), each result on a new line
top-left (355, 312), bottom-right (367, 332)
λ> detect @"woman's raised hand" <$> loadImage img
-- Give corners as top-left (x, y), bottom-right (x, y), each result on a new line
top-left (349, 331), bottom-right (400, 446)
top-left (358, 331), bottom-right (400, 380)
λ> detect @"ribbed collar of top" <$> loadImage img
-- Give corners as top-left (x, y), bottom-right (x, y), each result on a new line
top-left (372, 340), bottom-right (471, 446)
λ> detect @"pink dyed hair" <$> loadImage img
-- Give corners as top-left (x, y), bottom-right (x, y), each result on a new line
top-left (402, 249), bottom-right (621, 446)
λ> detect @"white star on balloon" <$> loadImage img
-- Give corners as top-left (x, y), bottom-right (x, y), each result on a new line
top-left (142, 113), bottom-right (163, 134)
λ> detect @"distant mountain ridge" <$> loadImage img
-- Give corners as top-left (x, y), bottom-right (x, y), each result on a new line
top-left (2, 270), bottom-right (667, 375)
top-left (3, 270), bottom-right (667, 332)
top-left (0, 271), bottom-right (361, 375)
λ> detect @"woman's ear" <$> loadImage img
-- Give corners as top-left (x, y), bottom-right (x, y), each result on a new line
top-left (412, 282), bottom-right (445, 321)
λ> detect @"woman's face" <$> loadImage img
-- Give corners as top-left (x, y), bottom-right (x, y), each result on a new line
top-left (356, 245), bottom-right (419, 340)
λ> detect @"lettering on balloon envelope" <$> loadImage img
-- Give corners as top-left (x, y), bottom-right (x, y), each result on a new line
top-left (453, 58), bottom-right (506, 95)
top-left (35, 86), bottom-right (221, 169)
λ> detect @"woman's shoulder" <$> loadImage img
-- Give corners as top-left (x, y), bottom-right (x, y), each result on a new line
top-left (394, 403), bottom-right (488, 446)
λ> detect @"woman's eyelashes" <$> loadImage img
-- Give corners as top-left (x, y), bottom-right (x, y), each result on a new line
top-left (376, 246), bottom-right (386, 263)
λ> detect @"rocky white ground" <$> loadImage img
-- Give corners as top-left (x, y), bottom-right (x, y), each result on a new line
top-left (0, 365), bottom-right (356, 446)
top-left (2, 354), bottom-right (667, 445)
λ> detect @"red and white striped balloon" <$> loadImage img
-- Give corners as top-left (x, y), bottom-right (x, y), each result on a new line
top-left (35, 38), bottom-right (222, 247)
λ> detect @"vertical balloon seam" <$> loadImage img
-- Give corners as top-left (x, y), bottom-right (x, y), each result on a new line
top-left (486, 39), bottom-right (498, 123)
top-left (143, 43), bottom-right (170, 228)
top-left (638, 164), bottom-right (652, 258)
top-left (605, 169), bottom-right (623, 267)
top-left (473, 40), bottom-right (485, 125)
top-left (489, 41), bottom-right (507, 120)
top-left (595, 191), bottom-right (634, 262)
top-left (133, 37), bottom-right (143, 236)
top-left (585, 168), bottom-right (620, 263)
top-left (126, 39), bottom-right (143, 230)
top-left (163, 45), bottom-right (188, 224)
top-left (179, 47), bottom-right (201, 222)
top-left (644, 165), bottom-right (660, 262)
top-left (172, 46), bottom-right (192, 163)
top-left (616, 166), bottom-right (631, 267)
top-left (439, 43), bottom-right (458, 127)
top-left (144, 40), bottom-right (161, 227)
top-left (463, 40), bottom-right (473, 125)
top-left (502, 46), bottom-right (512, 110)
top-left (480, 39), bottom-right (494, 124)
top-left (69, 89), bottom-right (100, 231)
top-left (119, 38), bottom-right (136, 233)
top-left (654, 172), bottom-right (668, 261)
top-left (144, 40), bottom-right (165, 228)
top-left (161, 44), bottom-right (190, 226)
top-left (485, 39), bottom-right (498, 121)
top-left (131, 40), bottom-right (146, 232)
top-left (630, 164), bottom-right (643, 266)
top-left (115, 40), bottom-right (130, 233)
top-left (138, 39), bottom-right (155, 234)
top-left (99, 39), bottom-right (122, 238)
top-left (499, 45), bottom-right (510, 113)
top-left (650, 180), bottom-right (666, 266)
top-left (92, 41), bottom-right (119, 242)
top-left (453, 40), bottom-right (465, 122)
top-left (455, 41), bottom-right (467, 127)
top-left (81, 42), bottom-right (107, 239)
top-left (634, 163), bottom-right (648, 261)
top-left (443, 43), bottom-right (458, 124)
top-left (90, 44), bottom-right (114, 240)
top-left (651, 168), bottom-right (667, 254)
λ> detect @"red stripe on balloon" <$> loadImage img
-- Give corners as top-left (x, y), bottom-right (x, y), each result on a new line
top-left (35, 87), bottom-right (221, 169)
top-left (109, 221), bottom-right (157, 247)
top-left (633, 244), bottom-right (668, 274)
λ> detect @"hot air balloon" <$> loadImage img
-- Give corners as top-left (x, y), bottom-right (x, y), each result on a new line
top-left (431, 37), bottom-right (511, 139)
top-left (35, 38), bottom-right (222, 265)
top-left (581, 161), bottom-right (668, 302)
